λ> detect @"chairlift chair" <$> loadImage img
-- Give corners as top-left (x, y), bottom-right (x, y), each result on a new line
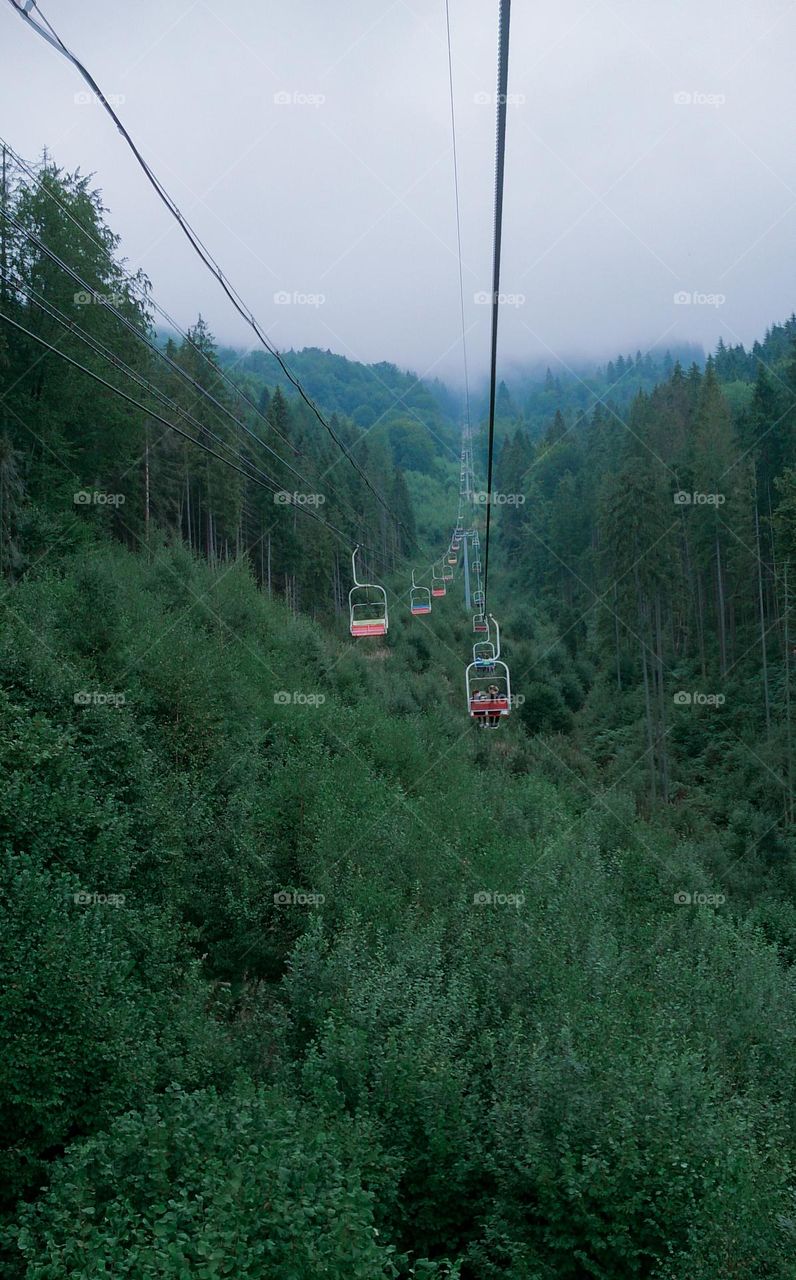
top-left (466, 662), bottom-right (511, 729)
top-left (349, 546), bottom-right (388, 638)
top-left (431, 563), bottom-right (447, 597)
top-left (473, 640), bottom-right (497, 674)
top-left (410, 568), bottom-right (432, 616)
top-left (466, 614), bottom-right (511, 727)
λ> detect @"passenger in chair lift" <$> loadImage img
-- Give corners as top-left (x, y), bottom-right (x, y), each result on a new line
top-left (487, 684), bottom-right (501, 725)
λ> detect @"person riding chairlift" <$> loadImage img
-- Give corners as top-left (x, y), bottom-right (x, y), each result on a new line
top-left (487, 683), bottom-right (501, 726)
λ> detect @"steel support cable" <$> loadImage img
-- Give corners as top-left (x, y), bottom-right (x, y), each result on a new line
top-left (2, 271), bottom-right (299, 497)
top-left (3, 209), bottom-right (385, 546)
top-left (444, 0), bottom-right (473, 438)
top-left (0, 136), bottom-right (301, 458)
top-left (482, 0), bottom-right (511, 615)
top-left (3, 208), bottom-right (315, 489)
top-left (0, 307), bottom-right (390, 561)
top-left (4, 0), bottom-right (410, 539)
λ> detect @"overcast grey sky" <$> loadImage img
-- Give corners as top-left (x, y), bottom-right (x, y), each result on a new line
top-left (2, 0), bottom-right (795, 384)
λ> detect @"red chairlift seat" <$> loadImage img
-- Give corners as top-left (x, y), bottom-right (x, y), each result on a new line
top-left (465, 629), bottom-right (511, 729)
top-left (351, 617), bottom-right (388, 637)
top-left (469, 694), bottom-right (510, 717)
top-left (431, 563), bottom-right (447, 597)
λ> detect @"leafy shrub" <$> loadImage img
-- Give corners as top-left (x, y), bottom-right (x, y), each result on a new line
top-left (12, 1083), bottom-right (398, 1279)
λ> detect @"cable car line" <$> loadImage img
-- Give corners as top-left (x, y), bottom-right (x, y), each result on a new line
top-left (0, 136), bottom-right (301, 459)
top-left (444, 0), bottom-right (472, 439)
top-left (481, 0), bottom-right (511, 618)
top-left (0, 308), bottom-right (390, 563)
top-left (5, 275), bottom-right (308, 499)
top-left (462, 1), bottom-right (514, 726)
top-left (2, 259), bottom-right (383, 551)
top-left (5, 0), bottom-right (410, 541)
top-left (3, 211), bottom-right (318, 492)
top-left (6, 0), bottom-right (514, 707)
top-left (3, 181), bottom-right (397, 557)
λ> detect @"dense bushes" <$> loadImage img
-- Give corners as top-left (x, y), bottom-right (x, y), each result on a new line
top-left (2, 533), bottom-right (796, 1276)
top-left (13, 1083), bottom-right (402, 1279)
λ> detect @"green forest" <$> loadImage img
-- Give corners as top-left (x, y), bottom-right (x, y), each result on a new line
top-left (2, 148), bottom-right (796, 1280)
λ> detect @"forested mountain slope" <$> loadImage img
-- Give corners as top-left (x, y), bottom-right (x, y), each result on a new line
top-left (2, 150), bottom-right (796, 1278)
top-left (493, 351), bottom-right (796, 858)
top-left (0, 159), bottom-right (416, 607)
top-left (224, 344), bottom-right (457, 444)
top-left (2, 533), bottom-right (796, 1278)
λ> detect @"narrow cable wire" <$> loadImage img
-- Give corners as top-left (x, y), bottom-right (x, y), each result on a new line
top-left (0, 136), bottom-right (301, 457)
top-left (3, 208), bottom-right (320, 490)
top-left (0, 306), bottom-right (390, 561)
top-left (4, 271), bottom-right (294, 495)
top-left (444, 0), bottom-right (472, 439)
top-left (482, 0), bottom-right (511, 615)
top-left (5, 0), bottom-right (409, 538)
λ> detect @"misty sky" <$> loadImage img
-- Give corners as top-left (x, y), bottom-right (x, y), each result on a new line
top-left (2, 0), bottom-right (795, 386)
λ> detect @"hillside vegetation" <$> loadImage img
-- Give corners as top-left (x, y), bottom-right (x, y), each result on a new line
top-left (1, 151), bottom-right (796, 1278)
top-left (3, 532), bottom-right (796, 1278)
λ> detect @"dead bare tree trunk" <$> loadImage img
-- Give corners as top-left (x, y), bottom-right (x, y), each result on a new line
top-left (785, 562), bottom-right (794, 824)
top-left (635, 568), bottom-right (657, 807)
top-left (756, 506), bottom-right (771, 736)
top-left (654, 592), bottom-right (669, 802)
top-left (715, 535), bottom-right (727, 677)
top-left (185, 472), bottom-right (193, 550)
top-left (696, 572), bottom-right (706, 677)
top-left (144, 428), bottom-right (151, 546)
